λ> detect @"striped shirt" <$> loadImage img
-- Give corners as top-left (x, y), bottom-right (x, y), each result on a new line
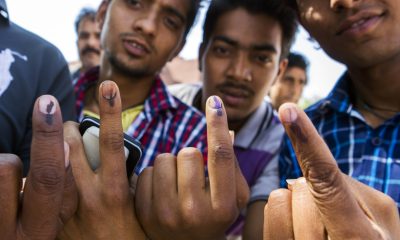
top-left (74, 67), bottom-right (207, 174)
top-left (279, 73), bottom-right (400, 211)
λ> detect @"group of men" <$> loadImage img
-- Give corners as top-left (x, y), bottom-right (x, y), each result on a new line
top-left (0, 0), bottom-right (399, 239)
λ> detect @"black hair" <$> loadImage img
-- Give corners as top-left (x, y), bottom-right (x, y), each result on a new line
top-left (287, 52), bottom-right (309, 84)
top-left (75, 7), bottom-right (97, 34)
top-left (184, 0), bottom-right (204, 38)
top-left (202, 0), bottom-right (298, 59)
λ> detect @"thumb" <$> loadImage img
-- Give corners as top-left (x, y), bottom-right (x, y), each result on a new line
top-left (279, 103), bottom-right (378, 239)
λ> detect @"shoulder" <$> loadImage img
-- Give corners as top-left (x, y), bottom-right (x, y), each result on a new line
top-left (168, 83), bottom-right (202, 106)
top-left (3, 22), bottom-right (66, 66)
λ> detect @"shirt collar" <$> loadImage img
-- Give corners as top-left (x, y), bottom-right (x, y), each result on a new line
top-left (319, 72), bottom-right (354, 114)
top-left (0, 0), bottom-right (9, 22)
top-left (235, 100), bottom-right (274, 148)
top-left (143, 76), bottom-right (178, 118)
top-left (77, 66), bottom-right (178, 116)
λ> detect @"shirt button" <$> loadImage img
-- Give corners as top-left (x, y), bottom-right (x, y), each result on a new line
top-left (0, 10), bottom-right (8, 19)
top-left (371, 137), bottom-right (382, 146)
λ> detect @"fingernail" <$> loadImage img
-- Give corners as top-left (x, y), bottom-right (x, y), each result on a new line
top-left (208, 95), bottom-right (223, 116)
top-left (229, 130), bottom-right (235, 144)
top-left (101, 80), bottom-right (117, 107)
top-left (286, 179), bottom-right (296, 186)
top-left (280, 105), bottom-right (297, 123)
top-left (38, 95), bottom-right (56, 125)
top-left (64, 141), bottom-right (70, 168)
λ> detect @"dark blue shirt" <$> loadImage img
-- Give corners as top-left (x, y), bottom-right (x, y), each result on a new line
top-left (279, 73), bottom-right (400, 211)
top-left (0, 0), bottom-right (76, 175)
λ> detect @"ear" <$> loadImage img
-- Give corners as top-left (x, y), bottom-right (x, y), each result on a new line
top-left (96, 0), bottom-right (110, 31)
top-left (198, 42), bottom-right (206, 71)
top-left (272, 58), bottom-right (288, 86)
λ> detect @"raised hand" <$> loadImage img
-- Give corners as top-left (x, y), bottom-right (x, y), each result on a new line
top-left (0, 95), bottom-right (76, 239)
top-left (264, 103), bottom-right (400, 240)
top-left (135, 96), bottom-right (250, 240)
top-left (58, 81), bottom-right (146, 240)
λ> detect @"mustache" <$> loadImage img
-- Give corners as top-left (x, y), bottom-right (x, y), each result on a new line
top-left (217, 80), bottom-right (254, 96)
top-left (81, 47), bottom-right (101, 56)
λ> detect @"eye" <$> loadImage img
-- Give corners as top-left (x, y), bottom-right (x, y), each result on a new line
top-left (127, 0), bottom-right (141, 8)
top-left (213, 46), bottom-right (230, 57)
top-left (164, 17), bottom-right (180, 30)
top-left (253, 54), bottom-right (272, 64)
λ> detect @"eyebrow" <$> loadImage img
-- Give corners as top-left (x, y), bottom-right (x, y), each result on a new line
top-left (213, 35), bottom-right (278, 53)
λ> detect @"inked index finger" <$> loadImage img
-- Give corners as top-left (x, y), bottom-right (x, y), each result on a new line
top-left (278, 103), bottom-right (379, 238)
top-left (205, 96), bottom-right (237, 208)
top-left (22, 95), bottom-right (66, 239)
top-left (98, 81), bottom-right (126, 183)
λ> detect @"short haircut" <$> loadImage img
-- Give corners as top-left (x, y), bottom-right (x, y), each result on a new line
top-left (75, 7), bottom-right (97, 34)
top-left (202, 0), bottom-right (298, 59)
top-left (287, 52), bottom-right (309, 84)
top-left (185, 0), bottom-right (204, 38)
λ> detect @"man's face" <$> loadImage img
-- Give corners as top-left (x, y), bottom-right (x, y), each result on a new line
top-left (77, 17), bottom-right (101, 71)
top-left (269, 66), bottom-right (306, 109)
top-left (296, 0), bottom-right (400, 68)
top-left (201, 8), bottom-right (286, 124)
top-left (97, 0), bottom-right (188, 77)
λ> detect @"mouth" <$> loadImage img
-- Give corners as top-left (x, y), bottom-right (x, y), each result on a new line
top-left (336, 10), bottom-right (385, 36)
top-left (123, 39), bottom-right (150, 57)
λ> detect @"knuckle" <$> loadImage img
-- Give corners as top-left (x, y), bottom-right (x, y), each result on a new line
top-left (180, 201), bottom-right (201, 227)
top-left (157, 210), bottom-right (180, 230)
top-left (99, 131), bottom-right (124, 152)
top-left (0, 155), bottom-right (22, 180)
top-left (212, 142), bottom-right (234, 162)
top-left (29, 162), bottom-right (64, 195)
top-left (213, 203), bottom-right (238, 226)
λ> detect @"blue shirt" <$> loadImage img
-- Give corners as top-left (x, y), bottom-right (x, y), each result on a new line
top-left (279, 73), bottom-right (400, 211)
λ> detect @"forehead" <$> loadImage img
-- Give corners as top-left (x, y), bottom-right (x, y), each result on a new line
top-left (211, 8), bottom-right (283, 47)
top-left (78, 19), bottom-right (99, 32)
top-left (147, 0), bottom-right (191, 18)
top-left (285, 67), bottom-right (306, 78)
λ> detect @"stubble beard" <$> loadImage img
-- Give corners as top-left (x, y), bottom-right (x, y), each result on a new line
top-left (106, 50), bottom-right (152, 79)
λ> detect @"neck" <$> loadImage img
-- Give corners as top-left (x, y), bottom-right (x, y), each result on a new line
top-left (348, 54), bottom-right (400, 127)
top-left (98, 60), bottom-right (156, 110)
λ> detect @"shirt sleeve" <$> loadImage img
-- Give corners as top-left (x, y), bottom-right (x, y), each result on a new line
top-left (279, 134), bottom-right (303, 188)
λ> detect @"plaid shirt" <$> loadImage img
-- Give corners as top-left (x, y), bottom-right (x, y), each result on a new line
top-left (279, 73), bottom-right (400, 211)
top-left (74, 67), bottom-right (207, 174)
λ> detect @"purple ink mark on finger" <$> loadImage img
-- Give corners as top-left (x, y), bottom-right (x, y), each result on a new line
top-left (290, 123), bottom-right (308, 144)
top-left (45, 101), bottom-right (55, 125)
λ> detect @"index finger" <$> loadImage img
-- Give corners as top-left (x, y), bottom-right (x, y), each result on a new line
top-left (278, 103), bottom-right (378, 238)
top-left (206, 96), bottom-right (246, 209)
top-left (98, 81), bottom-right (126, 184)
top-left (22, 95), bottom-right (66, 239)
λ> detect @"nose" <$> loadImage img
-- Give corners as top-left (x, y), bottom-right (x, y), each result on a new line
top-left (134, 11), bottom-right (157, 38)
top-left (87, 35), bottom-right (99, 48)
top-left (330, 0), bottom-right (358, 11)
top-left (226, 53), bottom-right (252, 82)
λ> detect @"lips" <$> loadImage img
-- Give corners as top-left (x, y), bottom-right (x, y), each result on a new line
top-left (123, 38), bottom-right (150, 57)
top-left (336, 9), bottom-right (385, 36)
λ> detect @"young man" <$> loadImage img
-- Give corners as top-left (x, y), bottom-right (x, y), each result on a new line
top-left (169, 0), bottom-right (297, 238)
top-left (269, 52), bottom-right (309, 110)
top-left (71, 7), bottom-right (101, 85)
top-left (74, 0), bottom-right (207, 174)
top-left (0, 0), bottom-right (75, 176)
top-left (279, 0), bottom-right (400, 210)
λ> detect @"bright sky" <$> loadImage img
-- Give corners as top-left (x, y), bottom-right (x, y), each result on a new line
top-left (7, 0), bottom-right (346, 99)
